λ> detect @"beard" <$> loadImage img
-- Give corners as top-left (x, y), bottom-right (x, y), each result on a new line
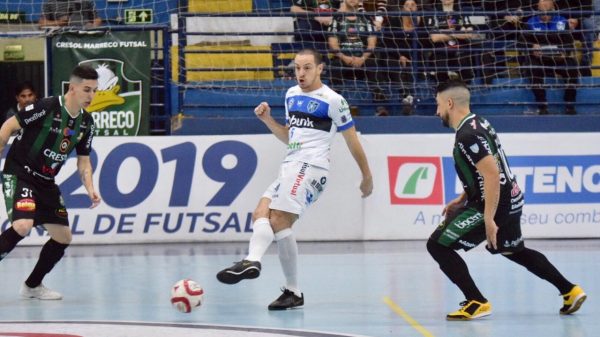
top-left (441, 115), bottom-right (450, 128)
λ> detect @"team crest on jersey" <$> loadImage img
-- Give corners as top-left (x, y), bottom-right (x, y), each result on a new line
top-left (307, 101), bottom-right (320, 113)
top-left (469, 143), bottom-right (479, 154)
top-left (288, 98), bottom-right (295, 110)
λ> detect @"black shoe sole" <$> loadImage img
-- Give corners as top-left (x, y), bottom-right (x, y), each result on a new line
top-left (268, 303), bottom-right (304, 311)
top-left (560, 295), bottom-right (587, 315)
top-left (216, 268), bottom-right (260, 284)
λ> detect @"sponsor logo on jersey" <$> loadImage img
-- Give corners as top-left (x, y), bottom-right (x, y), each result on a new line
top-left (42, 165), bottom-right (58, 176)
top-left (458, 239), bottom-right (477, 248)
top-left (289, 115), bottom-right (314, 128)
top-left (291, 163), bottom-right (309, 196)
top-left (44, 148), bottom-right (68, 162)
top-left (288, 112), bottom-right (332, 131)
top-left (60, 138), bottom-right (71, 153)
top-left (454, 213), bottom-right (483, 229)
top-left (16, 198), bottom-right (36, 212)
top-left (503, 236), bottom-right (523, 248)
top-left (25, 104), bottom-right (35, 111)
top-left (388, 157), bottom-right (443, 205)
top-left (56, 207), bottom-right (68, 218)
top-left (64, 127), bottom-right (76, 137)
top-left (23, 109), bottom-right (46, 125)
top-left (288, 141), bottom-right (302, 150)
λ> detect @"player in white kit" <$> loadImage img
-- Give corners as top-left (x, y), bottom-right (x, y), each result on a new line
top-left (217, 48), bottom-right (373, 310)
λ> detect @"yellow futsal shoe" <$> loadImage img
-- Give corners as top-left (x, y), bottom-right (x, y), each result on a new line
top-left (560, 285), bottom-right (587, 315)
top-left (447, 300), bottom-right (492, 320)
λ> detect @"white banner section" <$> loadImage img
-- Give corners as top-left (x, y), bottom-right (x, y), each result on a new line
top-left (2, 133), bottom-right (599, 245)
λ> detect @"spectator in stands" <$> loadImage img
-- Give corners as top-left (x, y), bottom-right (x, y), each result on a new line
top-left (291, 0), bottom-right (341, 46)
top-left (356, 0), bottom-right (389, 31)
top-left (381, 0), bottom-right (423, 114)
top-left (484, 1), bottom-right (535, 40)
top-left (328, 0), bottom-right (389, 115)
top-left (39, 0), bottom-right (102, 28)
top-left (4, 82), bottom-right (37, 125)
top-left (522, 0), bottom-right (579, 115)
top-left (424, 0), bottom-right (480, 84)
top-left (482, 1), bottom-right (535, 81)
top-left (555, 0), bottom-right (593, 76)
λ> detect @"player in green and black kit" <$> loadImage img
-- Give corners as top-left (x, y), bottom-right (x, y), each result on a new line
top-left (427, 80), bottom-right (586, 320)
top-left (0, 65), bottom-right (101, 300)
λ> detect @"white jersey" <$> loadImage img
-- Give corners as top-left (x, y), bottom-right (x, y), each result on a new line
top-left (283, 84), bottom-right (354, 170)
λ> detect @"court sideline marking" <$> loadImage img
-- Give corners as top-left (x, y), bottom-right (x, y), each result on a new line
top-left (383, 297), bottom-right (435, 337)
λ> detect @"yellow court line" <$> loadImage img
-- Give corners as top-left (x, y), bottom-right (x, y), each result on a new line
top-left (383, 296), bottom-right (435, 337)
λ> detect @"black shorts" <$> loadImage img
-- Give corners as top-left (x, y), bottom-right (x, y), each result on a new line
top-left (2, 173), bottom-right (69, 227)
top-left (429, 203), bottom-right (524, 254)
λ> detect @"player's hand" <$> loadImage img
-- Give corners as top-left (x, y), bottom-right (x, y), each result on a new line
top-left (442, 194), bottom-right (464, 217)
top-left (89, 190), bottom-right (101, 209)
top-left (485, 219), bottom-right (498, 251)
top-left (360, 175), bottom-right (373, 198)
top-left (254, 102), bottom-right (271, 120)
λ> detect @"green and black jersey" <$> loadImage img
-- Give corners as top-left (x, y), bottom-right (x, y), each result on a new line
top-left (3, 96), bottom-right (95, 182)
top-left (453, 113), bottom-right (524, 215)
top-left (328, 14), bottom-right (374, 57)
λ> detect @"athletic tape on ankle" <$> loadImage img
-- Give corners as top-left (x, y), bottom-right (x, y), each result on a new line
top-left (274, 228), bottom-right (293, 241)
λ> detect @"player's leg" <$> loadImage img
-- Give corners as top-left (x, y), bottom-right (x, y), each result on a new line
top-left (268, 162), bottom-right (326, 310)
top-left (216, 197), bottom-right (272, 284)
top-left (0, 174), bottom-right (33, 261)
top-left (20, 182), bottom-right (69, 300)
top-left (0, 220), bottom-right (31, 261)
top-left (427, 206), bottom-right (491, 320)
top-left (495, 213), bottom-right (586, 314)
top-left (268, 209), bottom-right (302, 310)
top-left (20, 224), bottom-right (70, 300)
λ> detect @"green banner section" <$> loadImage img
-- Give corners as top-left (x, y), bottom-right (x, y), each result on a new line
top-left (52, 31), bottom-right (150, 136)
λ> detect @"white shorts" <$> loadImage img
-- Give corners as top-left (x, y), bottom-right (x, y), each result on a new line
top-left (262, 161), bottom-right (329, 215)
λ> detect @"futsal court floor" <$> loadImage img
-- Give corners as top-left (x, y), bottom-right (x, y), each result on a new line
top-left (0, 239), bottom-right (597, 337)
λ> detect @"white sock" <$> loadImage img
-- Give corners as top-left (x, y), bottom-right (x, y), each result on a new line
top-left (245, 218), bottom-right (274, 262)
top-left (275, 228), bottom-right (300, 297)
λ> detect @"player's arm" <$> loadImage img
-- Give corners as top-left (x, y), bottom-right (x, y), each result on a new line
top-left (0, 116), bottom-right (22, 155)
top-left (290, 4), bottom-right (310, 13)
top-left (77, 155), bottom-right (101, 209)
top-left (254, 102), bottom-right (288, 144)
top-left (476, 155), bottom-right (500, 250)
top-left (341, 126), bottom-right (373, 198)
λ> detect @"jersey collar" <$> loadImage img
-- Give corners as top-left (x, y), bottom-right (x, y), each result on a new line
top-left (455, 112), bottom-right (475, 131)
top-left (59, 95), bottom-right (83, 118)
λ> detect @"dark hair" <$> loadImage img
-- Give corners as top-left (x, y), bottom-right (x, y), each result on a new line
top-left (436, 79), bottom-right (469, 95)
top-left (71, 64), bottom-right (99, 81)
top-left (297, 48), bottom-right (323, 65)
top-left (15, 81), bottom-right (36, 96)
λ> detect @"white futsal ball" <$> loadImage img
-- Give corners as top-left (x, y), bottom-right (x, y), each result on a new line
top-left (170, 279), bottom-right (204, 313)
